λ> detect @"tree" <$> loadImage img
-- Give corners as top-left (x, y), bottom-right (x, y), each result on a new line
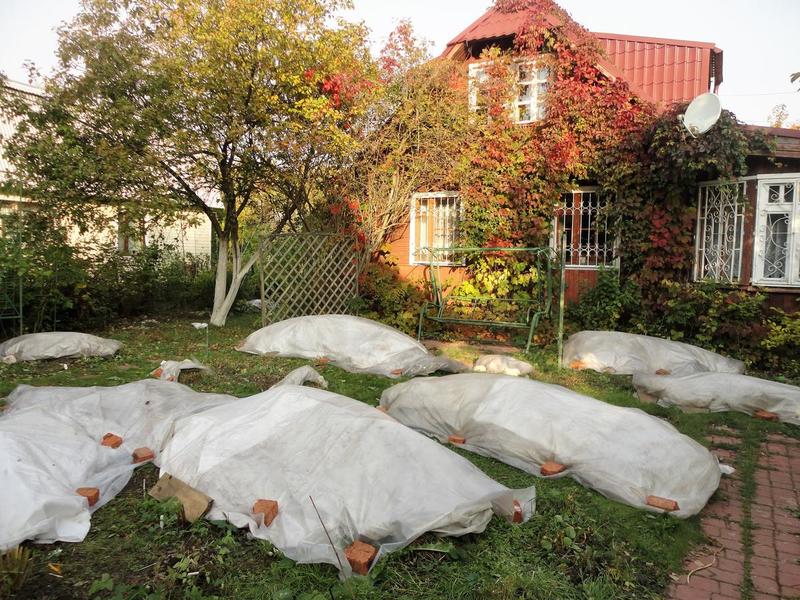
top-left (334, 22), bottom-right (473, 260)
top-left (769, 104), bottom-right (790, 128)
top-left (0, 0), bottom-right (373, 326)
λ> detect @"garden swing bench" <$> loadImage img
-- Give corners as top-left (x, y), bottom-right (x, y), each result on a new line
top-left (416, 246), bottom-right (564, 353)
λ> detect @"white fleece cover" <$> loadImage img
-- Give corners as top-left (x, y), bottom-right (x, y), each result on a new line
top-left (237, 315), bottom-right (465, 378)
top-left (563, 331), bottom-right (744, 376)
top-left (0, 380), bottom-right (233, 551)
top-left (380, 374), bottom-right (724, 518)
top-left (474, 354), bottom-right (534, 377)
top-left (0, 332), bottom-right (122, 364)
top-left (273, 365), bottom-right (328, 389)
top-left (151, 359), bottom-right (208, 382)
top-left (159, 384), bottom-right (535, 576)
top-left (633, 372), bottom-right (800, 425)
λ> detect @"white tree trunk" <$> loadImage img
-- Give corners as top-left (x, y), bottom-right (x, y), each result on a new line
top-left (209, 234), bottom-right (260, 327)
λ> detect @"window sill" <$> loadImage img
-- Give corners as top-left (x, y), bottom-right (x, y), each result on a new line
top-left (749, 282), bottom-right (800, 292)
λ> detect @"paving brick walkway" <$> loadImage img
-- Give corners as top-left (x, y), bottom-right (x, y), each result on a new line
top-left (668, 430), bottom-right (800, 600)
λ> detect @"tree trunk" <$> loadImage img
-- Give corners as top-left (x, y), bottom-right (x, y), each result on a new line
top-left (211, 233), bottom-right (229, 321)
top-left (209, 231), bottom-right (260, 327)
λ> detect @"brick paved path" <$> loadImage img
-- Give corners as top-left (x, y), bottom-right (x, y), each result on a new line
top-left (668, 430), bottom-right (800, 600)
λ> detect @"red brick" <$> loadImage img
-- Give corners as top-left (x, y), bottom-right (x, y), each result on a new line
top-left (673, 584), bottom-right (715, 600)
top-left (709, 435), bottom-right (740, 446)
top-left (448, 435), bottom-right (465, 445)
top-left (715, 556), bottom-right (742, 575)
top-left (717, 581), bottom-right (741, 598)
top-left (132, 447), bottom-right (155, 464)
top-left (775, 540), bottom-right (800, 556)
top-left (252, 499), bottom-right (279, 526)
top-left (752, 575), bottom-right (780, 595)
top-left (645, 495), bottom-right (679, 512)
top-left (101, 433), bottom-right (123, 449)
top-left (345, 540), bottom-right (377, 575)
top-left (686, 576), bottom-right (718, 593)
top-left (540, 462), bottom-right (566, 476)
top-left (512, 500), bottom-right (523, 524)
top-left (754, 409), bottom-right (779, 422)
top-left (76, 487), bottom-right (100, 507)
top-left (708, 567), bottom-right (741, 586)
top-left (751, 562), bottom-right (776, 579)
top-left (753, 544), bottom-right (777, 560)
top-left (778, 569), bottom-right (800, 589)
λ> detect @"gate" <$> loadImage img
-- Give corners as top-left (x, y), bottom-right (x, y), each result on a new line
top-left (258, 234), bottom-right (359, 323)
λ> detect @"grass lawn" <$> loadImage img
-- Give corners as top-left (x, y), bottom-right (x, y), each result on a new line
top-left (1, 314), bottom-right (798, 600)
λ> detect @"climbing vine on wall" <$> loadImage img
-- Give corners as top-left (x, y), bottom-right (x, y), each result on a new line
top-left (458, 0), bottom-right (767, 298)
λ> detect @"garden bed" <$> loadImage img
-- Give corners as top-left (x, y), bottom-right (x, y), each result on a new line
top-left (1, 315), bottom-right (797, 599)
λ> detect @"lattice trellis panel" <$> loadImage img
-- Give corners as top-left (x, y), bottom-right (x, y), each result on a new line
top-left (260, 234), bottom-right (359, 322)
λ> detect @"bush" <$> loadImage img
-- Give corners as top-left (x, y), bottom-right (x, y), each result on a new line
top-left (569, 268), bottom-right (640, 331)
top-left (762, 308), bottom-right (800, 378)
top-left (0, 211), bottom-right (216, 334)
top-left (354, 252), bottom-right (426, 335)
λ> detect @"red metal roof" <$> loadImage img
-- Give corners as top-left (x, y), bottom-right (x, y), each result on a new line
top-left (442, 8), bottom-right (723, 106)
top-left (594, 33), bottom-right (722, 104)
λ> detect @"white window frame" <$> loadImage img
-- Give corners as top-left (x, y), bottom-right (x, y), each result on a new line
top-left (752, 173), bottom-right (800, 287)
top-left (409, 192), bottom-right (461, 266)
top-left (551, 188), bottom-right (617, 270)
top-left (468, 58), bottom-right (548, 124)
top-left (694, 180), bottom-right (747, 283)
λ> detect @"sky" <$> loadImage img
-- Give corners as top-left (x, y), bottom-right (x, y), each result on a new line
top-left (1, 0), bottom-right (798, 126)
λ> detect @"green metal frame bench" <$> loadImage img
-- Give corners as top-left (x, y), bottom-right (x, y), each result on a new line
top-left (416, 246), bottom-right (560, 352)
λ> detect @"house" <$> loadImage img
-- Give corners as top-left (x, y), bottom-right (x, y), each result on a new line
top-left (386, 5), bottom-right (800, 310)
top-left (0, 78), bottom-right (214, 258)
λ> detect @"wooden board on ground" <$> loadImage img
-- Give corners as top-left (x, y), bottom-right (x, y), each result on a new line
top-left (148, 473), bottom-right (213, 523)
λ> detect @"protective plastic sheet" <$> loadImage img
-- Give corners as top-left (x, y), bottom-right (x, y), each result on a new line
top-left (237, 315), bottom-right (466, 378)
top-left (273, 365), bottom-right (329, 388)
top-left (473, 354), bottom-right (534, 376)
top-left (151, 359), bottom-right (208, 382)
top-left (0, 332), bottom-right (122, 364)
top-left (0, 380), bottom-right (233, 551)
top-left (633, 372), bottom-right (800, 425)
top-left (380, 374), bottom-right (724, 518)
top-left (159, 384), bottom-right (535, 575)
top-left (563, 330), bottom-right (744, 376)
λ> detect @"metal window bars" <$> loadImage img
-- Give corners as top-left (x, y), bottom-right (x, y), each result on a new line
top-left (694, 181), bottom-right (745, 283)
top-left (555, 190), bottom-right (616, 268)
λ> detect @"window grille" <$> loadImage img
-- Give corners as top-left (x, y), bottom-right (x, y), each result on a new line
top-left (694, 181), bottom-right (746, 283)
top-left (754, 176), bottom-right (800, 286)
top-left (553, 189), bottom-right (615, 268)
top-left (410, 192), bottom-right (461, 265)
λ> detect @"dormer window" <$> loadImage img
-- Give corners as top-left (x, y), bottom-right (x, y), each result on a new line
top-left (468, 59), bottom-right (549, 123)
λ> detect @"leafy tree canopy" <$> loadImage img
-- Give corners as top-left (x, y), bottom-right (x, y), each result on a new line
top-left (1, 0), bottom-right (375, 325)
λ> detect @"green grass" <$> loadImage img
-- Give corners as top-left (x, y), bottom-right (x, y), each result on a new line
top-left (1, 314), bottom-right (798, 600)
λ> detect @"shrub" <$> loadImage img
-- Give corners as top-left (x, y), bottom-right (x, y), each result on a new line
top-left (762, 308), bottom-right (800, 378)
top-left (569, 268), bottom-right (640, 331)
top-left (354, 251), bottom-right (426, 335)
top-left (0, 211), bottom-right (216, 334)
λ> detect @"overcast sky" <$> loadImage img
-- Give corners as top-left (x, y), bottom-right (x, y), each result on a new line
top-left (1, 0), bottom-right (798, 125)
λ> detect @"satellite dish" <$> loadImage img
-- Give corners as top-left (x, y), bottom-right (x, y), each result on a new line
top-left (679, 92), bottom-right (722, 137)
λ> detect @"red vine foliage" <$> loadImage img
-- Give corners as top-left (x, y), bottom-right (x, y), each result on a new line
top-left (459, 0), bottom-right (654, 247)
